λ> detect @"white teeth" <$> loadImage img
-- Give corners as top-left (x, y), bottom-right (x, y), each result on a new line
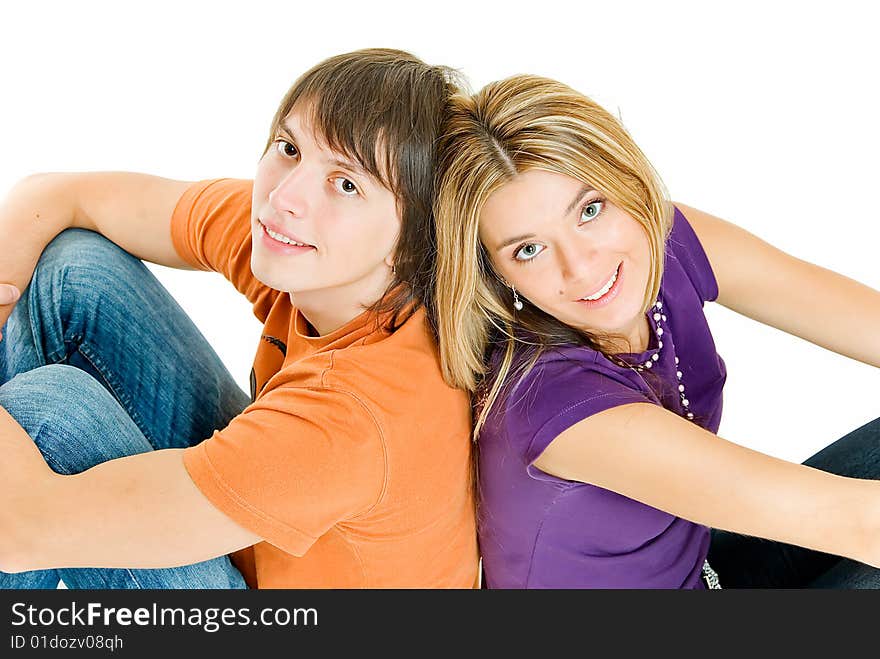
top-left (582, 266), bottom-right (619, 301)
top-left (263, 223), bottom-right (309, 247)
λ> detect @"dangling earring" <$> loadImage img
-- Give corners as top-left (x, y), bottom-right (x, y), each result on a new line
top-left (512, 286), bottom-right (523, 311)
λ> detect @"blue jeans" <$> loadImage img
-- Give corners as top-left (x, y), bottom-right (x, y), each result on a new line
top-left (708, 415), bottom-right (880, 588)
top-left (0, 228), bottom-right (251, 589)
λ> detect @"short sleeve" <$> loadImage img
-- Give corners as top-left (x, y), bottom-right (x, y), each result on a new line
top-left (669, 205), bottom-right (719, 303)
top-left (182, 384), bottom-right (386, 556)
top-left (171, 178), bottom-right (279, 319)
top-left (499, 354), bottom-right (657, 471)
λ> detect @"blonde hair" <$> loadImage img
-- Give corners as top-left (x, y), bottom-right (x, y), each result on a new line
top-left (433, 75), bottom-right (674, 436)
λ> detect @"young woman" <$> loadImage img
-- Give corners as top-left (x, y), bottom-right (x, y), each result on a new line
top-left (0, 49), bottom-right (479, 589)
top-left (432, 74), bottom-right (880, 588)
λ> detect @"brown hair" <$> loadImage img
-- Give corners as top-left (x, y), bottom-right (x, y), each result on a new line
top-left (432, 75), bottom-right (673, 435)
top-left (264, 48), bottom-right (465, 331)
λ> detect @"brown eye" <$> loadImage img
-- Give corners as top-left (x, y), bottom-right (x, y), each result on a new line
top-left (275, 140), bottom-right (298, 158)
top-left (333, 177), bottom-right (359, 196)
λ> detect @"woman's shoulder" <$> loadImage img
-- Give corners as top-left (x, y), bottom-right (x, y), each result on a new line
top-left (480, 343), bottom-right (656, 461)
top-left (666, 201), bottom-right (721, 303)
top-left (669, 201), bottom-right (721, 261)
top-left (486, 344), bottom-right (652, 420)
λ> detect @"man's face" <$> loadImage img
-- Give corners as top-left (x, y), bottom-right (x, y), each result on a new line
top-left (251, 106), bottom-right (401, 307)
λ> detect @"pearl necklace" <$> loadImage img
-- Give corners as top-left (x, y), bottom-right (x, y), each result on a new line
top-left (628, 298), bottom-right (695, 422)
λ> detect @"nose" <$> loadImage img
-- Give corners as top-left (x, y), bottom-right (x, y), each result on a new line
top-left (268, 164), bottom-right (311, 217)
top-left (555, 240), bottom-right (595, 286)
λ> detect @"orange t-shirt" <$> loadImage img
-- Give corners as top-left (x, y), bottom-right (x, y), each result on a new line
top-left (170, 178), bottom-right (478, 588)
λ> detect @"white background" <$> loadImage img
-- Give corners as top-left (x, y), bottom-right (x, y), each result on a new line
top-left (2, 0), bottom-right (878, 465)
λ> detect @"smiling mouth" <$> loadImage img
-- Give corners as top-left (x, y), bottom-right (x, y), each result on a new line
top-left (579, 263), bottom-right (621, 301)
top-left (258, 220), bottom-right (314, 248)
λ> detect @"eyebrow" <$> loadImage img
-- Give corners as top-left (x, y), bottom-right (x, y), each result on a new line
top-left (330, 158), bottom-right (370, 179)
top-left (276, 121), bottom-right (371, 180)
top-left (496, 232), bottom-right (538, 251)
top-left (494, 184), bottom-right (596, 252)
top-left (564, 185), bottom-right (595, 217)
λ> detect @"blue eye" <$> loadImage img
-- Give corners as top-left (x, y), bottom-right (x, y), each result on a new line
top-left (514, 243), bottom-right (545, 262)
top-left (275, 140), bottom-right (298, 158)
top-left (333, 177), bottom-right (359, 196)
top-left (580, 200), bottom-right (604, 224)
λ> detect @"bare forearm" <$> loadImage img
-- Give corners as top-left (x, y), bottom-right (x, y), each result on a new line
top-left (654, 435), bottom-right (880, 567)
top-left (539, 403), bottom-right (880, 569)
top-left (16, 449), bottom-right (258, 571)
top-left (679, 202), bottom-right (880, 369)
top-left (4, 171), bottom-right (195, 269)
top-left (0, 405), bottom-right (67, 572)
top-left (30, 450), bottom-right (205, 569)
top-left (706, 461), bottom-right (880, 566)
top-left (2, 173), bottom-right (79, 257)
top-left (0, 175), bottom-right (90, 323)
top-left (743, 256), bottom-right (880, 369)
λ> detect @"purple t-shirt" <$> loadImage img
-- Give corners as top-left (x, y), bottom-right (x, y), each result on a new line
top-left (478, 205), bottom-right (727, 589)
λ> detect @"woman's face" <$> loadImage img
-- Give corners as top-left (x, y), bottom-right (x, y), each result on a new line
top-left (479, 169), bottom-right (653, 351)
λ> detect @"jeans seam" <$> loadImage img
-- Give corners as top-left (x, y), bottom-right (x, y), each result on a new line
top-left (30, 419), bottom-right (69, 476)
top-left (123, 570), bottom-right (145, 589)
top-left (74, 340), bottom-right (159, 449)
top-left (26, 278), bottom-right (65, 366)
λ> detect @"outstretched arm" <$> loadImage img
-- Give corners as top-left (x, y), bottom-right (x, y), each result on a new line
top-left (675, 202), bottom-right (880, 369)
top-left (532, 401), bottom-right (880, 567)
top-left (0, 405), bottom-right (260, 573)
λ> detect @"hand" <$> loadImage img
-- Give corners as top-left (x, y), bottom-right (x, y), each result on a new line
top-left (0, 284), bottom-right (22, 341)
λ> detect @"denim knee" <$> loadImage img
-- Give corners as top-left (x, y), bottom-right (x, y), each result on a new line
top-left (0, 364), bottom-right (151, 475)
top-left (33, 228), bottom-right (146, 301)
top-left (39, 228), bottom-right (135, 276)
top-left (20, 228), bottom-right (155, 361)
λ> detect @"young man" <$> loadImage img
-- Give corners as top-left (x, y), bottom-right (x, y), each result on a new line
top-left (0, 49), bottom-right (479, 588)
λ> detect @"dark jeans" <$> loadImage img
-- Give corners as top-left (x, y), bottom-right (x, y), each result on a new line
top-left (0, 228), bottom-right (251, 588)
top-left (708, 415), bottom-right (880, 588)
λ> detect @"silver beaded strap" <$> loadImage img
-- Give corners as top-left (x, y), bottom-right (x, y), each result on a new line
top-left (701, 559), bottom-right (722, 589)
